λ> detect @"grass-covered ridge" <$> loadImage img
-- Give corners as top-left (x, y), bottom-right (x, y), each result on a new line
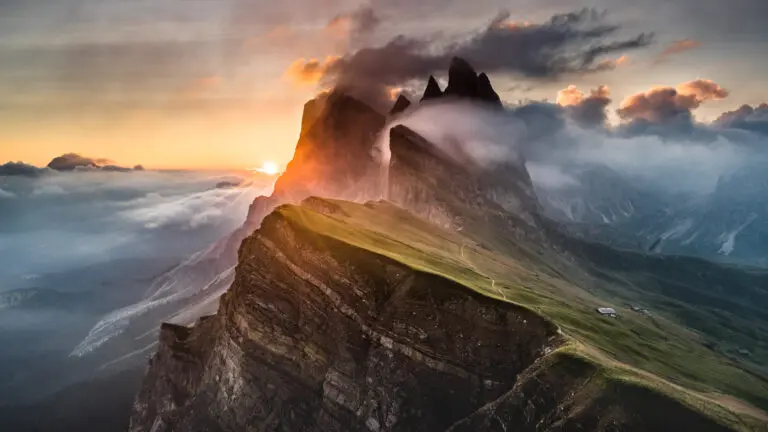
top-left (276, 198), bottom-right (768, 431)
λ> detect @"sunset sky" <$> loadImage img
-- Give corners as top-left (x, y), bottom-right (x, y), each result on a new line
top-left (1, 0), bottom-right (766, 169)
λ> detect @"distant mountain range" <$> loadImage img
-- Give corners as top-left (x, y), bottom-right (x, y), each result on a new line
top-left (536, 162), bottom-right (768, 265)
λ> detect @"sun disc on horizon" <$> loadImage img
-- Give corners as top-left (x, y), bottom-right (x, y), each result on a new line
top-left (254, 161), bottom-right (281, 176)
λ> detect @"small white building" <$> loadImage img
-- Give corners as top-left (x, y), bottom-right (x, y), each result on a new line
top-left (597, 307), bottom-right (618, 318)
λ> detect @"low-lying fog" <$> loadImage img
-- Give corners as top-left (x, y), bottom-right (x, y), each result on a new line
top-left (0, 168), bottom-right (272, 403)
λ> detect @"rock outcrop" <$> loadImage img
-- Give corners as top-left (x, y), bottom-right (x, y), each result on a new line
top-left (242, 91), bottom-right (386, 234)
top-left (421, 76), bottom-right (444, 102)
top-left (418, 59), bottom-right (503, 107)
top-left (448, 353), bottom-right (732, 432)
top-left (441, 58), bottom-right (503, 107)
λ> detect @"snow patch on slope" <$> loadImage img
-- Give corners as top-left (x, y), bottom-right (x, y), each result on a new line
top-left (718, 214), bottom-right (758, 256)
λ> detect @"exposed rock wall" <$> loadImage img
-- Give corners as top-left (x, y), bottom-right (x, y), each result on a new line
top-left (449, 353), bottom-right (732, 432)
top-left (386, 125), bottom-right (540, 232)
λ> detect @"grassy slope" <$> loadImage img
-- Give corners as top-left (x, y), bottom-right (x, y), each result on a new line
top-left (278, 199), bottom-right (768, 431)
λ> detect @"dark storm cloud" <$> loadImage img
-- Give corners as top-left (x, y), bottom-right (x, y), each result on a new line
top-left (308, 8), bottom-right (652, 89)
top-left (715, 104), bottom-right (768, 135)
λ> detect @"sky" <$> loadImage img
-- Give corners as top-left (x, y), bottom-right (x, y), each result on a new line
top-left (0, 0), bottom-right (766, 169)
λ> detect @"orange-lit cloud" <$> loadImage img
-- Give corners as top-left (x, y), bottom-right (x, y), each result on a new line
top-left (556, 85), bottom-right (584, 106)
top-left (618, 79), bottom-right (728, 123)
top-left (491, 18), bottom-right (533, 31)
top-left (597, 55), bottom-right (629, 70)
top-left (677, 79), bottom-right (729, 101)
top-left (387, 87), bottom-right (403, 101)
top-left (284, 57), bottom-right (341, 86)
top-left (557, 85), bottom-right (610, 106)
top-left (654, 39), bottom-right (702, 63)
top-left (556, 85), bottom-right (612, 128)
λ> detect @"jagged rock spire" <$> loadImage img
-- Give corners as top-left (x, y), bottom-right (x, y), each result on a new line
top-left (389, 94), bottom-right (412, 116)
top-left (477, 73), bottom-right (502, 106)
top-left (436, 57), bottom-right (503, 108)
top-left (421, 76), bottom-right (443, 102)
top-left (444, 57), bottom-right (479, 98)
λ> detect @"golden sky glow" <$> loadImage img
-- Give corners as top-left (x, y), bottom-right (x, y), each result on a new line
top-left (1, 0), bottom-right (767, 169)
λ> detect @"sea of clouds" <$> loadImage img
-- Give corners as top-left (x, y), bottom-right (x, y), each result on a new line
top-left (0, 169), bottom-right (271, 289)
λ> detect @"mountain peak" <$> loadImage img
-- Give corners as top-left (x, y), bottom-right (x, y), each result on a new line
top-left (389, 94), bottom-right (412, 116)
top-left (477, 72), bottom-right (502, 105)
top-left (445, 57), bottom-right (479, 98)
top-left (421, 76), bottom-right (443, 102)
top-left (419, 58), bottom-right (502, 107)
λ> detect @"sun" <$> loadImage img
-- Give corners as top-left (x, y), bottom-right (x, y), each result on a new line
top-left (254, 161), bottom-right (281, 176)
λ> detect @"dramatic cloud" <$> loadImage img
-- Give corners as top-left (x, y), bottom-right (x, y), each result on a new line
top-left (676, 79), bottom-right (729, 101)
top-left (305, 8), bottom-right (652, 92)
top-left (654, 39), bottom-right (701, 63)
top-left (378, 99), bottom-right (762, 196)
top-left (715, 104), bottom-right (768, 135)
top-left (617, 79), bottom-right (729, 124)
top-left (556, 85), bottom-right (585, 106)
top-left (557, 85), bottom-right (612, 128)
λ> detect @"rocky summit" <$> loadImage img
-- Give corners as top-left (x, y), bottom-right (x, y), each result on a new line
top-left (129, 59), bottom-right (768, 432)
top-left (389, 95), bottom-right (412, 116)
top-left (417, 58), bottom-right (502, 107)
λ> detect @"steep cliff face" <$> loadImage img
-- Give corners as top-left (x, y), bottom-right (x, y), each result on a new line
top-left (245, 92), bottom-right (386, 231)
top-left (130, 205), bottom-right (560, 431)
top-left (386, 125), bottom-right (540, 232)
